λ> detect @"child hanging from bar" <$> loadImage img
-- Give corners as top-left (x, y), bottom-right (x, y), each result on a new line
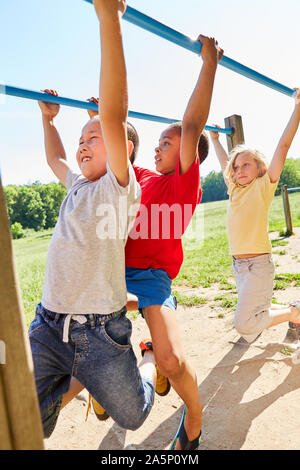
top-left (208, 88), bottom-right (300, 347)
top-left (29, 0), bottom-right (158, 438)
top-left (86, 35), bottom-right (224, 450)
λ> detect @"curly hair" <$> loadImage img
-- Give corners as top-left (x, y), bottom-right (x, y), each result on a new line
top-left (165, 122), bottom-right (209, 164)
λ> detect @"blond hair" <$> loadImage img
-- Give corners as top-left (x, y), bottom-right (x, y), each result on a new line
top-left (224, 145), bottom-right (268, 184)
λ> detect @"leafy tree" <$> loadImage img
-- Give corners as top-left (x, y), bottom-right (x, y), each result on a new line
top-left (275, 158), bottom-right (300, 195)
top-left (12, 186), bottom-right (46, 231)
top-left (201, 171), bottom-right (228, 203)
top-left (11, 222), bottom-right (24, 239)
top-left (4, 182), bottom-right (66, 231)
top-left (32, 182), bottom-right (66, 228)
top-left (4, 185), bottom-right (19, 222)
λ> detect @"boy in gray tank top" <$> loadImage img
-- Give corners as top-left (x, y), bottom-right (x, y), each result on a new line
top-left (29, 0), bottom-right (157, 438)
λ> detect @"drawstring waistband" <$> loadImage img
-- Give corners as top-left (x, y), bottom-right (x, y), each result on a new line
top-left (37, 304), bottom-right (126, 343)
top-left (63, 315), bottom-right (88, 343)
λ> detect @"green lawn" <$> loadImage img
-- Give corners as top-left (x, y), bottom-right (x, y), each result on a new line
top-left (13, 229), bottom-right (53, 325)
top-left (12, 192), bottom-right (300, 326)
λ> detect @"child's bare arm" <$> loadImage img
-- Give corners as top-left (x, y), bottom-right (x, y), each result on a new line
top-left (180, 35), bottom-right (223, 174)
top-left (268, 88), bottom-right (300, 183)
top-left (209, 126), bottom-right (229, 186)
top-left (38, 90), bottom-right (70, 186)
top-left (126, 293), bottom-right (138, 311)
top-left (93, 0), bottom-right (129, 187)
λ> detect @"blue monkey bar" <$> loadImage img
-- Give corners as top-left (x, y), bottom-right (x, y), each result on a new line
top-left (83, 0), bottom-right (295, 99)
top-left (287, 187), bottom-right (300, 193)
top-left (1, 84), bottom-right (233, 134)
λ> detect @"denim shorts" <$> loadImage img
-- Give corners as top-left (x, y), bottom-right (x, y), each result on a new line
top-left (29, 303), bottom-right (155, 438)
top-left (125, 266), bottom-right (177, 314)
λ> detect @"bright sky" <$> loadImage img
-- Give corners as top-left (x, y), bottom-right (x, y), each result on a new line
top-left (1, 0), bottom-right (300, 186)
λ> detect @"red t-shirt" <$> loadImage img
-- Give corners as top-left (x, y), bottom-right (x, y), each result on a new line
top-left (125, 155), bottom-right (202, 279)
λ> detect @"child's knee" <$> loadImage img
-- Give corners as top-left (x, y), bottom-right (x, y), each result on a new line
top-left (115, 402), bottom-right (152, 430)
top-left (234, 314), bottom-right (256, 336)
top-left (156, 350), bottom-right (184, 378)
top-left (234, 309), bottom-right (267, 337)
top-left (234, 314), bottom-right (249, 335)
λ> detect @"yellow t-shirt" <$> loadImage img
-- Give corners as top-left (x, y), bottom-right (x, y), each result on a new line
top-left (227, 172), bottom-right (278, 255)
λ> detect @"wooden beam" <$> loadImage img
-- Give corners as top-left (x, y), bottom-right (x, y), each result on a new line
top-left (224, 114), bottom-right (245, 152)
top-left (0, 176), bottom-right (44, 450)
top-left (281, 184), bottom-right (293, 236)
top-left (0, 370), bottom-right (13, 450)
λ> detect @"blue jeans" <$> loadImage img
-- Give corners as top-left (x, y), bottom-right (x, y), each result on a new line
top-left (29, 303), bottom-right (155, 438)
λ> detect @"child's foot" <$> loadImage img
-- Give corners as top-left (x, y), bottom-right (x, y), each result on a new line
top-left (283, 301), bottom-right (300, 350)
top-left (86, 394), bottom-right (110, 421)
top-left (170, 406), bottom-right (202, 450)
top-left (289, 300), bottom-right (300, 324)
top-left (283, 323), bottom-right (300, 350)
top-left (139, 338), bottom-right (171, 396)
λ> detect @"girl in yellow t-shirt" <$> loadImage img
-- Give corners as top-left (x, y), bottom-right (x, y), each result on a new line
top-left (209, 88), bottom-right (300, 345)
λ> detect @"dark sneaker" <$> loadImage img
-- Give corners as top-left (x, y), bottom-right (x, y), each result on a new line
top-left (283, 322), bottom-right (300, 350)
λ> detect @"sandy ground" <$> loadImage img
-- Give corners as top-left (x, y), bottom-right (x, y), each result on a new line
top-left (45, 228), bottom-right (300, 450)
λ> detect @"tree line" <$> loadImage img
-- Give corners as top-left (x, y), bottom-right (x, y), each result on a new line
top-left (4, 182), bottom-right (66, 238)
top-left (4, 158), bottom-right (300, 238)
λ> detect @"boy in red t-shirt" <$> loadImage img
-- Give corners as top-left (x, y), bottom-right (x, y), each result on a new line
top-left (89, 34), bottom-right (223, 449)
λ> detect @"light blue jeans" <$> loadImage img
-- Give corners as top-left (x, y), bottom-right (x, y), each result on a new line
top-left (29, 303), bottom-right (155, 438)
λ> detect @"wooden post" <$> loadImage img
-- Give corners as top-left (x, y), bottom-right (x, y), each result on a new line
top-left (0, 373), bottom-right (13, 449)
top-left (224, 114), bottom-right (245, 152)
top-left (0, 176), bottom-right (44, 450)
top-left (281, 185), bottom-right (293, 236)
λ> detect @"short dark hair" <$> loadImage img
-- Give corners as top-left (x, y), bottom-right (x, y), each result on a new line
top-left (127, 121), bottom-right (139, 164)
top-left (166, 122), bottom-right (209, 164)
top-left (91, 116), bottom-right (139, 164)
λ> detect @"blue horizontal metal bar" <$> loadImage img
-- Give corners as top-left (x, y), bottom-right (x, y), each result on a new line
top-left (287, 187), bottom-right (300, 193)
top-left (82, 0), bottom-right (295, 98)
top-left (1, 84), bottom-right (233, 134)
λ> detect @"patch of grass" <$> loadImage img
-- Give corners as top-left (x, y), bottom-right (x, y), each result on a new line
top-left (269, 192), bottom-right (300, 232)
top-left (274, 273), bottom-right (300, 290)
top-left (281, 347), bottom-right (292, 356)
top-left (214, 294), bottom-right (237, 310)
top-left (173, 291), bottom-right (207, 307)
top-left (219, 282), bottom-right (235, 290)
top-left (271, 239), bottom-right (288, 248)
top-left (127, 311), bottom-right (139, 321)
top-left (273, 250), bottom-right (286, 255)
top-left (13, 229), bottom-right (53, 326)
top-left (220, 297), bottom-right (237, 309)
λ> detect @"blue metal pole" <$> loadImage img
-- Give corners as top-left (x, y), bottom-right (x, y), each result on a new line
top-left (287, 187), bottom-right (300, 193)
top-left (82, 0), bottom-right (295, 98)
top-left (1, 84), bottom-right (233, 134)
